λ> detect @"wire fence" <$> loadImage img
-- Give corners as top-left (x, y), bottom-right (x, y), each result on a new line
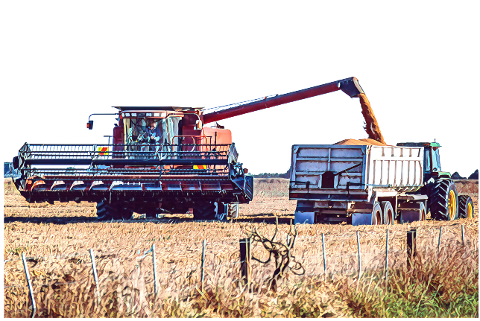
top-left (4, 223), bottom-right (478, 318)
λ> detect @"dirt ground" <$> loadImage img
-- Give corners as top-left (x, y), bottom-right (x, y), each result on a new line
top-left (3, 177), bottom-right (478, 317)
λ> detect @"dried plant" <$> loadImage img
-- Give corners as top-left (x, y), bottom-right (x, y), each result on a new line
top-left (247, 220), bottom-right (305, 292)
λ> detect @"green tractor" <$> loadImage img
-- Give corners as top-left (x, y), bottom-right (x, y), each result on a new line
top-left (398, 142), bottom-right (475, 221)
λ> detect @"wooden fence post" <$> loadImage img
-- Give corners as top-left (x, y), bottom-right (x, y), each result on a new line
top-left (201, 240), bottom-right (206, 293)
top-left (239, 238), bottom-right (251, 288)
top-left (356, 231), bottom-right (362, 280)
top-left (21, 253), bottom-right (36, 318)
top-left (407, 229), bottom-right (417, 269)
top-left (385, 229), bottom-right (389, 280)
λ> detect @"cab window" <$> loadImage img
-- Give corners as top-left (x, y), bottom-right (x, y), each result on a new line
top-left (431, 148), bottom-right (442, 171)
top-left (424, 149), bottom-right (431, 172)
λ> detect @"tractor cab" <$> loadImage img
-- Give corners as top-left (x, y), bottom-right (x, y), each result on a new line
top-left (397, 142), bottom-right (451, 181)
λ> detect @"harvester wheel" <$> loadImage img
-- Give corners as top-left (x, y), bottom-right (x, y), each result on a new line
top-left (429, 179), bottom-right (458, 221)
top-left (193, 202), bottom-right (216, 220)
top-left (96, 200), bottom-right (133, 220)
top-left (381, 201), bottom-right (394, 225)
top-left (458, 195), bottom-right (475, 219)
top-left (227, 204), bottom-right (239, 219)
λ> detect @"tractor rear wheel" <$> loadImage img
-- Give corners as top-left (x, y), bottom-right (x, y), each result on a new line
top-left (458, 195), bottom-right (475, 219)
top-left (429, 179), bottom-right (458, 221)
top-left (96, 200), bottom-right (133, 220)
top-left (193, 202), bottom-right (216, 220)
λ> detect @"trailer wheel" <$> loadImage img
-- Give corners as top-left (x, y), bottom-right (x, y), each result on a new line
top-left (193, 202), bottom-right (216, 220)
top-left (381, 201), bottom-right (394, 225)
top-left (430, 179), bottom-right (458, 221)
top-left (458, 195), bottom-right (475, 219)
top-left (372, 202), bottom-right (382, 225)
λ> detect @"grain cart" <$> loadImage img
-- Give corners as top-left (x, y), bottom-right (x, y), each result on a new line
top-left (12, 77), bottom-right (371, 221)
top-left (290, 142), bottom-right (475, 225)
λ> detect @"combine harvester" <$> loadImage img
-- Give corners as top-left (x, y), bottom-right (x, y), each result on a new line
top-left (12, 77), bottom-right (370, 221)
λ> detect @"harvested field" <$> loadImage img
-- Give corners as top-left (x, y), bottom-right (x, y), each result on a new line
top-left (4, 178), bottom-right (479, 317)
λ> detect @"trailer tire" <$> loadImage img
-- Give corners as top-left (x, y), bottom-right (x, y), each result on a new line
top-left (381, 201), bottom-right (394, 225)
top-left (458, 195), bottom-right (474, 219)
top-left (372, 202), bottom-right (382, 225)
top-left (430, 179), bottom-right (458, 221)
top-left (193, 202), bottom-right (216, 220)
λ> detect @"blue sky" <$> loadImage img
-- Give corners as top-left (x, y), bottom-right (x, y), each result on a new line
top-left (1, 1), bottom-right (478, 176)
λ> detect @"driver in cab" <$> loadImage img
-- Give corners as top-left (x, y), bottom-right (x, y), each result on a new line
top-left (146, 120), bottom-right (162, 145)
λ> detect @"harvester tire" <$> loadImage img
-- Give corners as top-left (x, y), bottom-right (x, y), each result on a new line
top-left (458, 195), bottom-right (475, 219)
top-left (193, 202), bottom-right (216, 220)
top-left (96, 201), bottom-right (133, 221)
top-left (429, 179), bottom-right (458, 221)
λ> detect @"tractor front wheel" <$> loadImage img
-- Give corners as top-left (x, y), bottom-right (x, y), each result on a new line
top-left (458, 195), bottom-right (475, 219)
top-left (430, 179), bottom-right (458, 221)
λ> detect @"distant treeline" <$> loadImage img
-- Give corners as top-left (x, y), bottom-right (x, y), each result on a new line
top-left (253, 168), bottom-right (291, 179)
top-left (452, 169), bottom-right (478, 180)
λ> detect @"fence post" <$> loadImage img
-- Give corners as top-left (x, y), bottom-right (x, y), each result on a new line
top-left (89, 249), bottom-right (100, 305)
top-left (437, 226), bottom-right (442, 253)
top-left (239, 238), bottom-right (251, 289)
top-left (152, 244), bottom-right (158, 297)
top-left (461, 225), bottom-right (465, 246)
top-left (356, 231), bottom-right (361, 280)
top-left (21, 253), bottom-right (36, 318)
top-left (89, 249), bottom-right (99, 289)
top-left (322, 233), bottom-right (327, 281)
top-left (385, 229), bottom-right (389, 280)
top-left (201, 240), bottom-right (206, 293)
top-left (407, 229), bottom-right (417, 269)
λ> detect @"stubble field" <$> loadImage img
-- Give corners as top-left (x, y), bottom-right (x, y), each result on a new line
top-left (3, 178), bottom-right (479, 317)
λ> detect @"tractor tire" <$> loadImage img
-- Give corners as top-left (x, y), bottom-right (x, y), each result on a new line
top-left (381, 201), bottom-right (394, 225)
top-left (96, 200), bottom-right (133, 220)
top-left (429, 179), bottom-right (458, 221)
top-left (458, 195), bottom-right (475, 219)
top-left (193, 202), bottom-right (216, 220)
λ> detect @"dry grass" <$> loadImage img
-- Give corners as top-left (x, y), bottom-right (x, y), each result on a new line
top-left (3, 178), bottom-right (479, 317)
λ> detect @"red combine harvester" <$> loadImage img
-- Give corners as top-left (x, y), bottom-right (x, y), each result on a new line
top-left (12, 77), bottom-right (365, 220)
